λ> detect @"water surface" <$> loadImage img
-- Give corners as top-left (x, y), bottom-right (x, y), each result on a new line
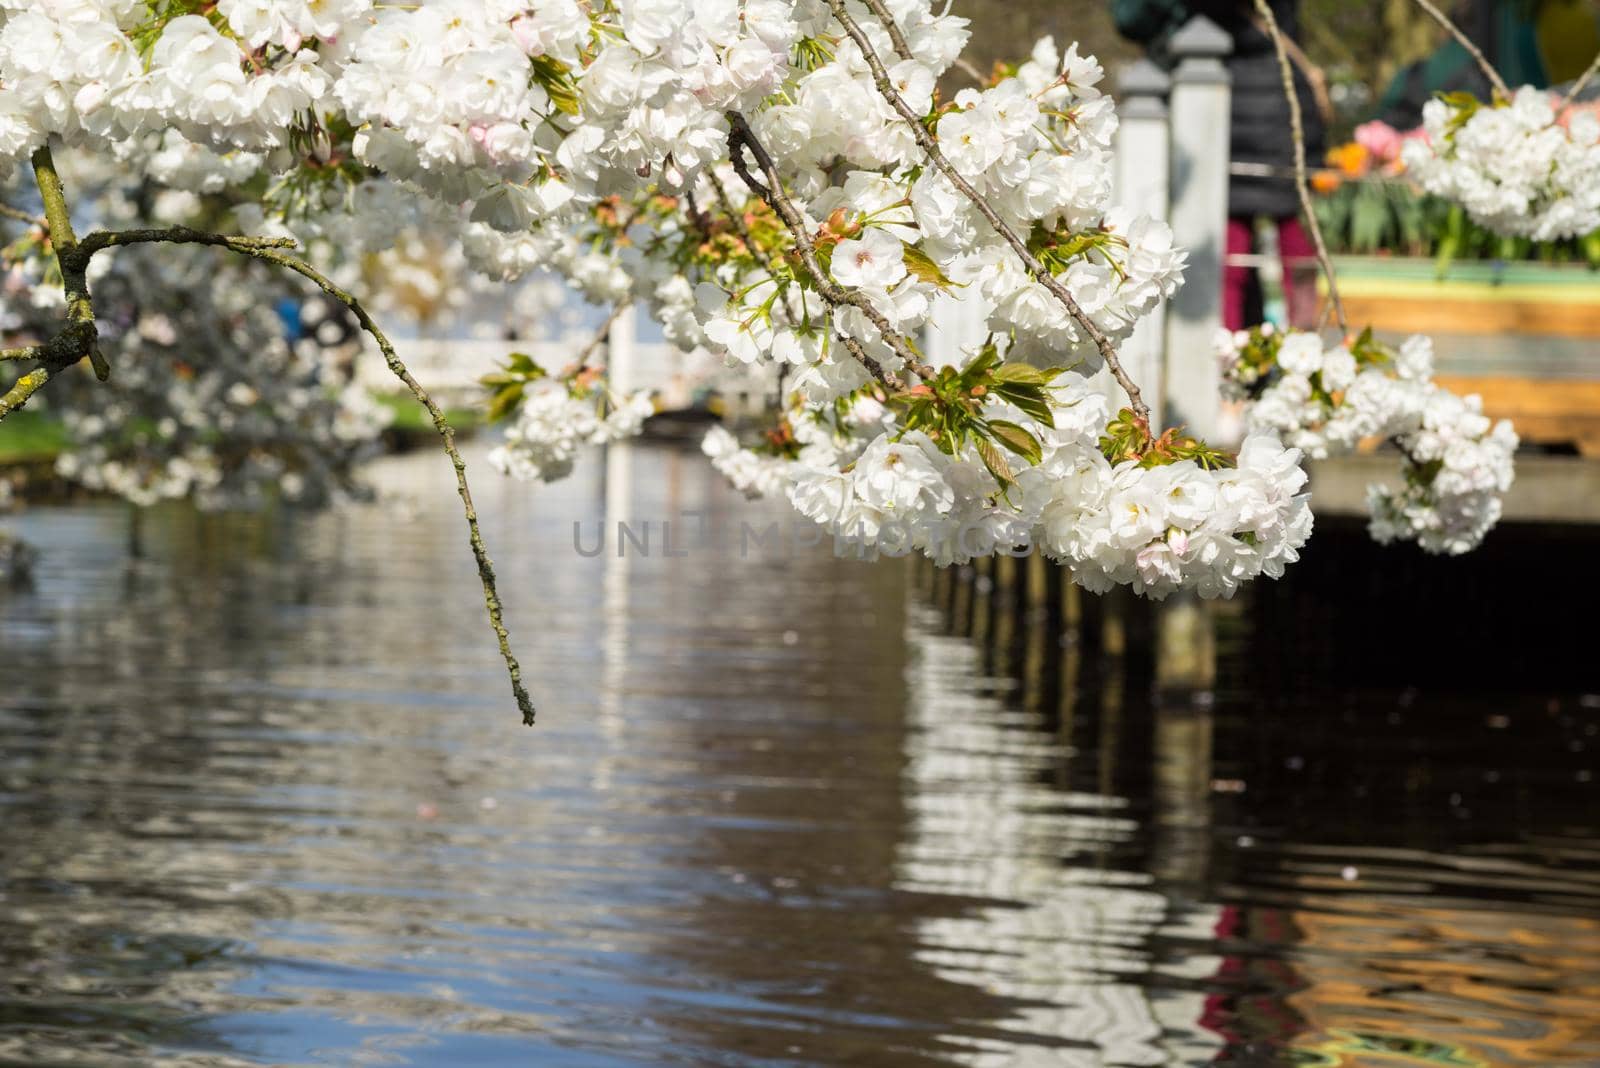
top-left (0, 444), bottom-right (1594, 1066)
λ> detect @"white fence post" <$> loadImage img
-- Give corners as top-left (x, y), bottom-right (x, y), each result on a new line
top-left (1114, 58), bottom-right (1173, 430)
top-left (605, 304), bottom-right (640, 395)
top-left (1163, 16), bottom-right (1232, 440)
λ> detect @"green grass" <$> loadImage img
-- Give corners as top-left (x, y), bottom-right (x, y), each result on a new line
top-left (0, 410), bottom-right (72, 463)
top-left (374, 393), bottom-right (484, 435)
top-left (0, 395), bottom-right (486, 470)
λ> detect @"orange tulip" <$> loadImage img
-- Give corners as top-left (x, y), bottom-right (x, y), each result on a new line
top-left (1328, 141), bottom-right (1370, 178)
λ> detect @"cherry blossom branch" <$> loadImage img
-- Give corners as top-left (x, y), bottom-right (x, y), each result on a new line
top-left (1560, 50), bottom-right (1600, 111)
top-left (838, 0), bottom-right (1152, 425)
top-left (1252, 0), bottom-right (1347, 334)
top-left (873, 5), bottom-right (915, 60)
top-left (1410, 0), bottom-right (1511, 101)
top-left (724, 111), bottom-right (922, 391)
top-left (8, 146), bottom-right (538, 726)
top-left (2, 147), bottom-right (105, 418)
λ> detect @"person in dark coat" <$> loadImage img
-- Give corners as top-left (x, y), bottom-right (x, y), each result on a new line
top-left (1112, 0), bottom-right (1327, 330)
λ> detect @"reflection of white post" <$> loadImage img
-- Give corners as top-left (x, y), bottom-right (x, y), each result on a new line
top-left (895, 607), bottom-right (1225, 1065)
top-left (597, 433), bottom-right (633, 766)
top-left (1165, 17), bottom-right (1232, 440)
top-left (597, 305), bottom-right (639, 755)
top-left (1115, 59), bottom-right (1172, 431)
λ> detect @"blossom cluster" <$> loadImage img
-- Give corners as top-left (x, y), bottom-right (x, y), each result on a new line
top-left (1218, 325), bottom-right (1517, 554)
top-left (694, 35), bottom-right (1184, 402)
top-left (487, 360), bottom-right (654, 484)
top-left (0, 2), bottom-right (345, 161)
top-left (1402, 87), bottom-right (1600, 242)
top-left (704, 368), bottom-right (1312, 600)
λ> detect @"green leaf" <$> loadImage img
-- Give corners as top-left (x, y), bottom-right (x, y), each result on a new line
top-left (958, 344), bottom-right (1000, 379)
top-left (975, 436), bottom-right (1015, 489)
top-left (530, 56), bottom-right (580, 116)
top-left (1435, 205), bottom-right (1465, 278)
top-left (486, 383), bottom-right (525, 423)
top-left (991, 382), bottom-right (1055, 428)
top-left (990, 361), bottom-right (1054, 386)
top-left (985, 420), bottom-right (1042, 466)
top-left (901, 243), bottom-right (959, 288)
top-left (1351, 184), bottom-right (1387, 253)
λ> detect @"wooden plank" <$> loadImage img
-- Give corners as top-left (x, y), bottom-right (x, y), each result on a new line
top-left (1434, 375), bottom-right (1600, 456)
top-left (1339, 294), bottom-right (1600, 340)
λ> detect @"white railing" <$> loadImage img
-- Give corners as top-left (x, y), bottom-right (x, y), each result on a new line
top-left (356, 307), bottom-right (771, 416)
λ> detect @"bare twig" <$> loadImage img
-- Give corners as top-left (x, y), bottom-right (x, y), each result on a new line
top-left (951, 56), bottom-right (986, 84)
top-left (1253, 0), bottom-right (1347, 334)
top-left (724, 112), bottom-right (922, 390)
top-left (0, 202), bottom-right (45, 229)
top-left (837, 0), bottom-right (1151, 424)
top-left (575, 300), bottom-right (633, 368)
top-left (77, 227), bottom-right (298, 257)
top-left (0, 368), bottom-right (53, 417)
top-left (1560, 50), bottom-right (1600, 111)
top-left (1410, 0), bottom-right (1511, 101)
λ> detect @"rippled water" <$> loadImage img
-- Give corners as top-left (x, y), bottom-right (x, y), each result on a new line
top-left (0, 443), bottom-right (1595, 1066)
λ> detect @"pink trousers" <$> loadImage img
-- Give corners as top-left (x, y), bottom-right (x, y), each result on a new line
top-left (1224, 216), bottom-right (1319, 331)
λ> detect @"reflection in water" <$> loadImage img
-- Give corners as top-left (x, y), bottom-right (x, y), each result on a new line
top-left (898, 601), bottom-right (1224, 1066)
top-left (0, 442), bottom-right (1595, 1065)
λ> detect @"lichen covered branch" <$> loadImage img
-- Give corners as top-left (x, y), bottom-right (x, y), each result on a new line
top-left (6, 145), bottom-right (538, 725)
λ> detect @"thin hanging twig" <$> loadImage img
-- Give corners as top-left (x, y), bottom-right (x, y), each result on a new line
top-left (1410, 0), bottom-right (1511, 101)
top-left (13, 146), bottom-right (539, 725)
top-left (1560, 50), bottom-right (1600, 111)
top-left (1253, 0), bottom-right (1348, 334)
